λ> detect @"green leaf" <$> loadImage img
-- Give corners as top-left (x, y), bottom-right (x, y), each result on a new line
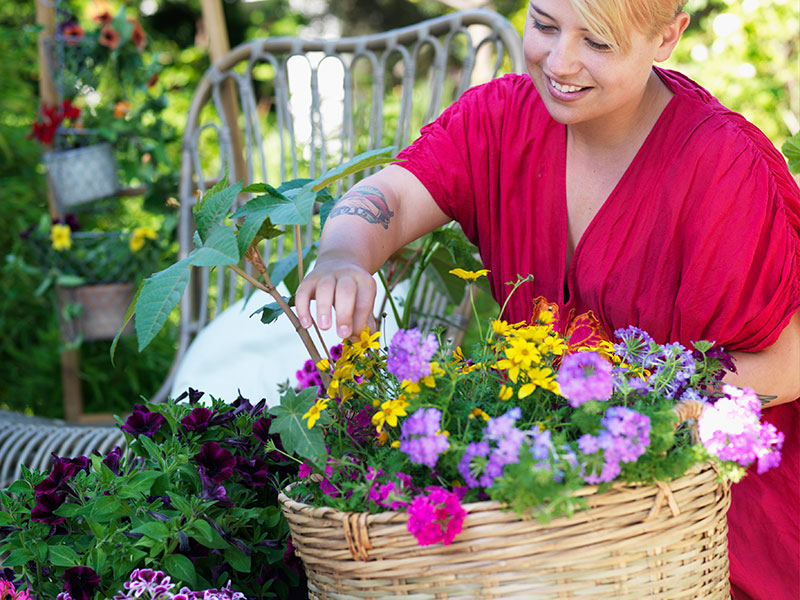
top-left (165, 554), bottom-right (197, 588)
top-left (223, 546), bottom-right (251, 573)
top-left (268, 243), bottom-right (315, 289)
top-left (7, 480), bottom-right (31, 495)
top-left (111, 281), bottom-right (143, 365)
top-left (269, 387), bottom-right (326, 463)
top-left (137, 435), bottom-right (166, 468)
top-left (194, 178), bottom-right (242, 242)
top-left (257, 300), bottom-right (289, 325)
top-left (119, 471), bottom-right (162, 497)
top-left (189, 519), bottom-right (228, 549)
top-left (131, 521), bottom-right (169, 541)
top-left (319, 195), bottom-right (336, 229)
top-left (233, 186), bottom-right (313, 226)
top-left (782, 132), bottom-right (800, 174)
top-left (2, 548), bottom-right (33, 567)
top-left (135, 258), bottom-right (192, 351)
top-left (167, 493), bottom-right (194, 519)
top-left (91, 495), bottom-right (124, 521)
top-left (188, 223), bottom-right (240, 267)
top-left (53, 503), bottom-right (80, 518)
top-left (310, 146), bottom-right (396, 191)
top-left (48, 544), bottom-right (80, 567)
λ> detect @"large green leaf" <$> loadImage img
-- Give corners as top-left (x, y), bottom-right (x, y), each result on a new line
top-left (310, 146), bottom-right (396, 191)
top-left (269, 387), bottom-right (326, 463)
top-left (235, 213), bottom-right (282, 258)
top-left (188, 223), bottom-right (240, 267)
top-left (110, 280), bottom-right (143, 364)
top-left (48, 544), bottom-right (80, 567)
top-left (194, 177), bottom-right (242, 242)
top-left (233, 185), bottom-right (314, 226)
top-left (782, 132), bottom-right (800, 174)
top-left (165, 554), bottom-right (197, 588)
top-left (135, 258), bottom-right (192, 351)
top-left (268, 242), bottom-right (316, 292)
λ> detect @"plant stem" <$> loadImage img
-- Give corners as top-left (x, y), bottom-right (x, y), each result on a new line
top-left (401, 238), bottom-right (439, 328)
top-left (468, 283), bottom-right (482, 341)
top-left (294, 224), bottom-right (305, 283)
top-left (377, 270), bottom-right (402, 327)
top-left (230, 261), bottom-right (328, 386)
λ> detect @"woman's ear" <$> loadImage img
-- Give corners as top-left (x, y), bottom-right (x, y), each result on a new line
top-left (654, 12), bottom-right (690, 62)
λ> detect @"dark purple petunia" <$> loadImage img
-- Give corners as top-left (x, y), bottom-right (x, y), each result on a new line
top-left (102, 446), bottom-right (123, 476)
top-left (0, 567), bottom-right (16, 581)
top-left (30, 490), bottom-right (66, 525)
top-left (52, 454), bottom-right (90, 474)
top-left (198, 466), bottom-right (233, 507)
top-left (121, 404), bottom-right (165, 438)
top-left (252, 417), bottom-right (286, 462)
top-left (34, 461), bottom-right (82, 496)
top-left (234, 456), bottom-right (271, 487)
top-left (193, 442), bottom-right (235, 482)
top-left (62, 566), bottom-right (100, 600)
top-left (178, 533), bottom-right (211, 563)
top-left (180, 406), bottom-right (214, 433)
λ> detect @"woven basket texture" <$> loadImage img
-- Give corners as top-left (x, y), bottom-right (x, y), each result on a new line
top-left (279, 462), bottom-right (730, 600)
top-left (43, 142), bottom-right (119, 207)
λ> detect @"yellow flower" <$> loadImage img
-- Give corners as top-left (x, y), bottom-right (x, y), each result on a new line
top-left (470, 408), bottom-right (490, 421)
top-left (498, 385), bottom-right (513, 401)
top-left (504, 337), bottom-right (542, 371)
top-left (378, 430), bottom-right (389, 446)
top-left (129, 226), bottom-right (157, 252)
top-left (391, 441), bottom-right (401, 448)
top-left (316, 358), bottom-right (330, 371)
top-left (349, 327), bottom-right (381, 356)
top-left (536, 310), bottom-right (555, 325)
top-left (449, 268), bottom-right (489, 281)
top-left (371, 395), bottom-right (409, 433)
top-left (50, 224), bottom-right (72, 251)
top-left (302, 398), bottom-right (329, 429)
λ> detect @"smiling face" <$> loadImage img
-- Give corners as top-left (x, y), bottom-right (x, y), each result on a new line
top-left (523, 0), bottom-right (682, 132)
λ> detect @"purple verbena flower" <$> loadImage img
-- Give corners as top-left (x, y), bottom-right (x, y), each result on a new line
top-left (387, 328), bottom-right (438, 382)
top-left (613, 326), bottom-right (659, 369)
top-left (556, 351), bottom-right (613, 407)
top-left (399, 408), bottom-right (449, 468)
top-left (579, 406), bottom-right (651, 484)
top-left (457, 440), bottom-right (490, 488)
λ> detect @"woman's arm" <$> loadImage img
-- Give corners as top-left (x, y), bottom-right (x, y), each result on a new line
top-left (294, 165), bottom-right (450, 340)
top-left (724, 311), bottom-right (800, 407)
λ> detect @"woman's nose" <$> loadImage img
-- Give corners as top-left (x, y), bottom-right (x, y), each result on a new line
top-left (547, 36), bottom-right (581, 76)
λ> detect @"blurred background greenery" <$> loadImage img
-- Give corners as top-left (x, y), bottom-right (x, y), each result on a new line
top-left (0, 0), bottom-right (797, 419)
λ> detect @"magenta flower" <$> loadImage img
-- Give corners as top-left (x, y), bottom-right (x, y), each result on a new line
top-left (193, 441), bottom-right (235, 482)
top-left (406, 487), bottom-right (466, 546)
top-left (121, 404), bottom-right (165, 438)
top-left (34, 460), bottom-right (84, 496)
top-left (62, 566), bottom-right (100, 600)
top-left (180, 406), bottom-right (214, 433)
top-left (298, 462), bottom-right (313, 478)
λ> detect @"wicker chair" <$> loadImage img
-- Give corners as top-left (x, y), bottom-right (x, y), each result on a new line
top-left (0, 9), bottom-right (523, 487)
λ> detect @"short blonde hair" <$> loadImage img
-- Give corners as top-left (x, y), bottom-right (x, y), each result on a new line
top-left (569, 0), bottom-right (686, 53)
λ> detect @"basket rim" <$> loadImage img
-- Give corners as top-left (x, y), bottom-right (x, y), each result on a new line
top-left (278, 460), bottom-right (716, 524)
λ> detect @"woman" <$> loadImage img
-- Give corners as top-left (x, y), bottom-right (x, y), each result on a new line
top-left (295, 0), bottom-right (800, 597)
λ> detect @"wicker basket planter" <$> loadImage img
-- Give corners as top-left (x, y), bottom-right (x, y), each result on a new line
top-left (279, 462), bottom-right (731, 599)
top-left (57, 282), bottom-right (135, 342)
top-left (43, 142), bottom-right (119, 208)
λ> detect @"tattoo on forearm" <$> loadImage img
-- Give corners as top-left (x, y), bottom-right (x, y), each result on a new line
top-left (329, 185), bottom-right (394, 229)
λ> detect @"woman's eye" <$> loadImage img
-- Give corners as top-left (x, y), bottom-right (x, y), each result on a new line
top-left (531, 18), bottom-right (556, 32)
top-left (586, 38), bottom-right (612, 51)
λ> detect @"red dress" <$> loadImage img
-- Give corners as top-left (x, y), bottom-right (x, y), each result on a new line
top-left (397, 68), bottom-right (800, 598)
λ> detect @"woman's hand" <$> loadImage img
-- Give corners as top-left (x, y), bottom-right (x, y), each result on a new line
top-left (295, 258), bottom-right (377, 340)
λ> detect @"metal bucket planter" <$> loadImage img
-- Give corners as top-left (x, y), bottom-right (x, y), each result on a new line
top-left (58, 282), bottom-right (135, 342)
top-left (43, 143), bottom-right (119, 208)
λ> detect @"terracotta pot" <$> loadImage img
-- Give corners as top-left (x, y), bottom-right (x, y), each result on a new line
top-left (58, 283), bottom-right (135, 342)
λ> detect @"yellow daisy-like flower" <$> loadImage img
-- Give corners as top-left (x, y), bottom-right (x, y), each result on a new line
top-left (505, 337), bottom-right (542, 371)
top-left (527, 366), bottom-right (560, 395)
top-left (316, 358), bottom-right (330, 371)
top-left (378, 430), bottom-right (389, 446)
top-left (302, 398), bottom-right (329, 429)
top-left (349, 327), bottom-right (381, 356)
top-left (129, 226), bottom-right (157, 252)
top-left (536, 310), bottom-right (555, 325)
top-left (449, 268), bottom-right (490, 281)
top-left (371, 395), bottom-right (409, 433)
top-left (498, 385), bottom-right (514, 401)
top-left (469, 408), bottom-right (490, 421)
top-left (50, 223), bottom-right (72, 251)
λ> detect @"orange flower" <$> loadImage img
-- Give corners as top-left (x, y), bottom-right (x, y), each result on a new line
top-left (99, 24), bottom-right (120, 49)
top-left (93, 10), bottom-right (112, 25)
top-left (147, 74), bottom-right (159, 88)
top-left (113, 101), bottom-right (131, 119)
top-left (128, 18), bottom-right (146, 51)
top-left (61, 23), bottom-right (85, 45)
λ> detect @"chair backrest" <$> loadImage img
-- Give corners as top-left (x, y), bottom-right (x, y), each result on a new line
top-left (153, 9), bottom-right (524, 402)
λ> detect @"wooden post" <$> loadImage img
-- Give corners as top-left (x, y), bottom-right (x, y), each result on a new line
top-left (36, 0), bottom-right (85, 422)
top-left (199, 0), bottom-right (246, 183)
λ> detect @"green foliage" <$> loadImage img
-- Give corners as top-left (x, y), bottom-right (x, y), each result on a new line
top-left (0, 395), bottom-right (304, 599)
top-left (783, 131), bottom-right (800, 174)
top-left (269, 387), bottom-right (327, 465)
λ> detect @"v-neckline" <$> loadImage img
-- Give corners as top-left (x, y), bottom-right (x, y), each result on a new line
top-left (558, 76), bottom-right (678, 306)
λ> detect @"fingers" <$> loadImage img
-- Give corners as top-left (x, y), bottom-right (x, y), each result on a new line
top-left (294, 263), bottom-right (377, 340)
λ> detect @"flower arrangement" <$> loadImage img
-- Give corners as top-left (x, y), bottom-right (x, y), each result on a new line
top-left (19, 213), bottom-right (173, 294)
top-left (0, 392), bottom-right (305, 599)
top-left (276, 272), bottom-right (783, 543)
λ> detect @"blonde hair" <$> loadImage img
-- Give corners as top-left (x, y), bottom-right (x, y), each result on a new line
top-left (569, 0), bottom-right (686, 53)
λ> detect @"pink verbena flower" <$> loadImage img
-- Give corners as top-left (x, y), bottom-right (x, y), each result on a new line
top-left (699, 385), bottom-right (784, 474)
top-left (406, 487), bottom-right (466, 546)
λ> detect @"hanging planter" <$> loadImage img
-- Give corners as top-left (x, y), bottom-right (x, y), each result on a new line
top-left (43, 142), bottom-right (119, 208)
top-left (57, 282), bottom-right (135, 343)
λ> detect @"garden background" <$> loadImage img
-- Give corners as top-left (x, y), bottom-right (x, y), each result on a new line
top-left (1, 0), bottom-right (798, 420)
